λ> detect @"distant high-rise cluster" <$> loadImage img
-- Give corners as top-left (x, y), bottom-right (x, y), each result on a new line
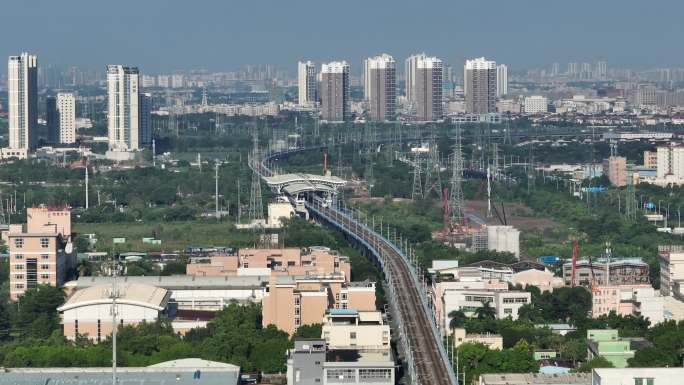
top-left (297, 61), bottom-right (317, 106)
top-left (46, 92), bottom-right (76, 144)
top-left (107, 65), bottom-right (151, 151)
top-left (464, 57), bottom-right (497, 114)
top-left (6, 53), bottom-right (38, 156)
top-left (364, 54), bottom-right (396, 122)
top-left (405, 54), bottom-right (443, 121)
top-left (320, 61), bottom-right (350, 122)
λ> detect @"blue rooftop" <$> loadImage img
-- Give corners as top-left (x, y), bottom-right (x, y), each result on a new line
top-left (329, 309), bottom-right (358, 316)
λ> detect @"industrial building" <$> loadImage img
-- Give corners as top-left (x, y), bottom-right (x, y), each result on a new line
top-left (562, 257), bottom-right (650, 287)
top-left (59, 282), bottom-right (170, 342)
top-left (70, 275), bottom-right (268, 312)
top-left (0, 358), bottom-right (240, 385)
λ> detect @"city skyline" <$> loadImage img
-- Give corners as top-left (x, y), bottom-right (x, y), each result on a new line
top-left (2, 0), bottom-right (684, 73)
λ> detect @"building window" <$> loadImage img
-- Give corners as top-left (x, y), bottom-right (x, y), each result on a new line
top-left (14, 238), bottom-right (23, 248)
top-left (15, 254), bottom-right (23, 260)
top-left (41, 264), bottom-right (50, 270)
top-left (75, 320), bottom-right (79, 335)
top-left (359, 369), bottom-right (392, 382)
top-left (634, 379), bottom-right (654, 385)
top-left (41, 254), bottom-right (49, 260)
top-left (97, 319), bottom-right (101, 342)
top-left (40, 273), bottom-right (50, 280)
top-left (327, 369), bottom-right (356, 382)
top-left (15, 284), bottom-right (24, 289)
top-left (15, 274), bottom-right (23, 279)
top-left (40, 238), bottom-right (50, 248)
top-left (14, 264), bottom-right (23, 270)
top-left (504, 308), bottom-right (513, 314)
top-left (341, 293), bottom-right (348, 300)
top-left (350, 332), bottom-right (357, 339)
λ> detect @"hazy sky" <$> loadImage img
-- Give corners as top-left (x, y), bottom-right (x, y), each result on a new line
top-left (1, 0), bottom-right (682, 74)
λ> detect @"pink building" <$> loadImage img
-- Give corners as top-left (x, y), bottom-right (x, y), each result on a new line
top-left (262, 274), bottom-right (376, 335)
top-left (187, 246), bottom-right (351, 282)
top-left (592, 284), bottom-right (664, 323)
top-left (8, 205), bottom-right (74, 300)
top-left (602, 156), bottom-right (627, 187)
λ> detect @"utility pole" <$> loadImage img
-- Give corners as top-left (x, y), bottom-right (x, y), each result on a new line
top-left (85, 159), bottom-right (89, 210)
top-left (215, 161), bottom-right (220, 221)
top-left (449, 123), bottom-right (465, 226)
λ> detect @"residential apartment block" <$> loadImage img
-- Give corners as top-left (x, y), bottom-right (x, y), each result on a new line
top-left (8, 205), bottom-right (74, 300)
top-left (262, 274), bottom-right (376, 335)
top-left (364, 54), bottom-right (396, 121)
top-left (320, 61), bottom-right (350, 122)
top-left (591, 284), bottom-right (664, 323)
top-left (322, 309), bottom-right (390, 351)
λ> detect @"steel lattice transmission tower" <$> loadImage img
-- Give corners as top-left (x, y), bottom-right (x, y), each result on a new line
top-left (449, 124), bottom-right (465, 226)
top-left (248, 134), bottom-right (264, 221)
top-left (626, 175), bottom-right (637, 220)
top-left (411, 154), bottom-right (423, 200)
top-left (423, 131), bottom-right (443, 198)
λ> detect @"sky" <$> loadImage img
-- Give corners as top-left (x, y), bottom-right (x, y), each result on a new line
top-left (1, 0), bottom-right (683, 74)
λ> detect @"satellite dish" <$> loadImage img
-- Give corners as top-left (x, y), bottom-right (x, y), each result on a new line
top-left (65, 242), bottom-right (73, 254)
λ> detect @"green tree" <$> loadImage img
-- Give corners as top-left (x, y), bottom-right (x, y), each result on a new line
top-left (475, 301), bottom-right (496, 320)
top-left (575, 356), bottom-right (614, 372)
top-left (448, 310), bottom-right (467, 330)
top-left (15, 285), bottom-right (65, 339)
top-left (292, 323), bottom-right (323, 340)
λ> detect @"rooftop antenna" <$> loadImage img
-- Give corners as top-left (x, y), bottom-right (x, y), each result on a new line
top-left (201, 87), bottom-right (208, 107)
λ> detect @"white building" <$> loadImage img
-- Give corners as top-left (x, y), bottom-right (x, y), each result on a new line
top-left (157, 74), bottom-right (170, 88)
top-left (496, 64), bottom-right (508, 97)
top-left (171, 74), bottom-right (185, 88)
top-left (404, 53), bottom-right (426, 102)
top-left (56, 92), bottom-right (76, 144)
top-left (268, 200), bottom-right (296, 228)
top-left (658, 245), bottom-right (684, 296)
top-left (298, 61), bottom-right (317, 106)
top-left (655, 143), bottom-right (684, 185)
top-left (322, 310), bottom-right (390, 351)
top-left (141, 74), bottom-right (157, 88)
top-left (6, 53), bottom-right (38, 156)
top-left (487, 225), bottom-right (520, 258)
top-left (592, 368), bottom-right (684, 385)
top-left (107, 65), bottom-right (151, 151)
top-left (439, 286), bottom-right (531, 331)
top-left (523, 95), bottom-right (549, 114)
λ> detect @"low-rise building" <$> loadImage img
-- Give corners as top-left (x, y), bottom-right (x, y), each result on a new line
top-left (287, 339), bottom-right (394, 385)
top-left (71, 275), bottom-right (268, 312)
top-left (452, 327), bottom-right (503, 349)
top-left (562, 258), bottom-right (650, 287)
top-left (523, 96), bottom-right (549, 114)
top-left (478, 373), bottom-right (590, 385)
top-left (512, 268), bottom-right (565, 292)
top-left (592, 284), bottom-right (664, 323)
top-left (58, 282), bottom-right (170, 342)
top-left (586, 329), bottom-right (639, 368)
top-left (322, 309), bottom-right (390, 351)
top-left (187, 246), bottom-right (351, 282)
top-left (263, 274), bottom-right (376, 335)
top-left (658, 245), bottom-right (684, 296)
top-left (535, 323), bottom-right (577, 336)
top-left (438, 286), bottom-right (531, 332)
top-left (0, 358), bottom-right (240, 385)
top-left (591, 368), bottom-right (683, 385)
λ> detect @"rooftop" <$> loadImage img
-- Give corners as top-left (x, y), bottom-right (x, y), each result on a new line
top-left (74, 275), bottom-right (270, 290)
top-left (479, 373), bottom-right (590, 385)
top-left (58, 282), bottom-right (169, 312)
